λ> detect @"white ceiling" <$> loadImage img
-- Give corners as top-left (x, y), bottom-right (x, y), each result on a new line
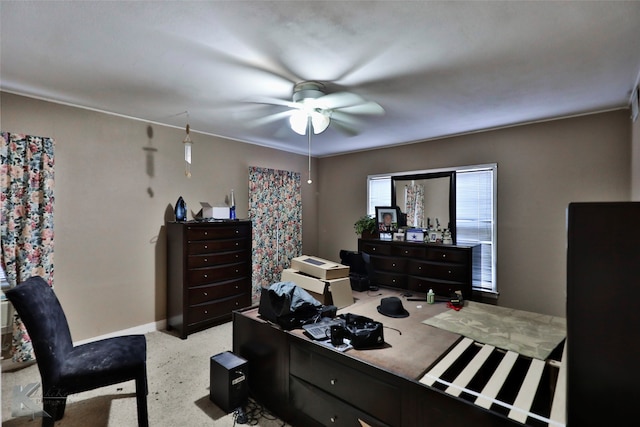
top-left (2, 1), bottom-right (639, 157)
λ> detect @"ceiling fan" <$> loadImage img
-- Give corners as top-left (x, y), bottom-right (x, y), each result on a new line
top-left (250, 80), bottom-right (385, 136)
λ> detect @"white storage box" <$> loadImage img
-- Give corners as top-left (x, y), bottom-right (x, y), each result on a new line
top-left (200, 202), bottom-right (230, 219)
top-left (290, 256), bottom-right (349, 280)
top-left (281, 268), bottom-right (354, 309)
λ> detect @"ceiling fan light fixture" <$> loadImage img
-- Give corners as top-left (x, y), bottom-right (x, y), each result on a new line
top-left (311, 112), bottom-right (330, 134)
top-left (289, 110), bottom-right (309, 135)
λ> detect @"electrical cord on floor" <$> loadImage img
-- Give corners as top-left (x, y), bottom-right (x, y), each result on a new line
top-left (233, 397), bottom-right (288, 426)
top-left (384, 325), bottom-right (402, 335)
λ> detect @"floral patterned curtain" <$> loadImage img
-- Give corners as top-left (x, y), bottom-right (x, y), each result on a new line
top-left (405, 183), bottom-right (425, 228)
top-left (1, 132), bottom-right (55, 362)
top-left (248, 166), bottom-right (302, 300)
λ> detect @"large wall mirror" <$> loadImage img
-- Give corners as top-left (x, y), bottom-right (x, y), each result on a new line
top-left (391, 171), bottom-right (456, 244)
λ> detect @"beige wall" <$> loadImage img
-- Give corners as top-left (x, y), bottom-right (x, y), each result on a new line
top-left (1, 92), bottom-right (319, 341)
top-left (316, 110), bottom-right (631, 317)
top-left (1, 90), bottom-right (633, 336)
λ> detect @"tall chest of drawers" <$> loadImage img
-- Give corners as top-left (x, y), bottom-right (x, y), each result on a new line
top-left (358, 238), bottom-right (480, 300)
top-left (167, 220), bottom-right (252, 339)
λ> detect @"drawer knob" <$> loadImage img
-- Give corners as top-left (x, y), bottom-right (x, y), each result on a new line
top-left (204, 274), bottom-right (208, 278)
top-left (235, 285), bottom-right (239, 289)
top-left (418, 266), bottom-right (422, 270)
top-left (448, 270), bottom-right (452, 274)
top-left (392, 263), bottom-right (396, 267)
top-left (330, 416), bottom-right (337, 423)
top-left (204, 231), bottom-right (208, 235)
top-left (204, 292), bottom-right (208, 296)
top-left (442, 254), bottom-right (446, 258)
top-left (204, 245), bottom-right (208, 249)
top-left (330, 378), bottom-right (337, 385)
top-left (204, 310), bottom-right (208, 314)
top-left (235, 302), bottom-right (239, 306)
top-left (404, 250), bottom-right (409, 254)
top-left (392, 279), bottom-right (396, 283)
top-left (235, 269), bottom-right (239, 273)
top-left (204, 258), bottom-right (208, 262)
top-left (235, 242), bottom-right (239, 246)
top-left (235, 230), bottom-right (239, 234)
top-left (372, 247), bottom-right (376, 251)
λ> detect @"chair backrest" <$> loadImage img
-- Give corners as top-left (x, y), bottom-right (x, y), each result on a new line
top-left (5, 276), bottom-right (74, 387)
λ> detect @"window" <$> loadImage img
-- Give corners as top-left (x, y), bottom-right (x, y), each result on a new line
top-left (367, 176), bottom-right (391, 216)
top-left (367, 164), bottom-right (497, 294)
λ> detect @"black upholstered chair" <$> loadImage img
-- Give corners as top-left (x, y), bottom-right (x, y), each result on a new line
top-left (5, 276), bottom-right (148, 427)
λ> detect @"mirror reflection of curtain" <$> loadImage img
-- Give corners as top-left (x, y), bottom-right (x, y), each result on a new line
top-left (248, 167), bottom-right (302, 301)
top-left (405, 183), bottom-right (425, 227)
top-left (1, 132), bottom-right (55, 362)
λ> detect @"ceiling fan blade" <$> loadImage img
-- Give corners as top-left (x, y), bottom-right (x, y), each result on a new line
top-left (330, 111), bottom-right (364, 136)
top-left (317, 92), bottom-right (366, 109)
top-left (247, 110), bottom-right (293, 128)
top-left (247, 96), bottom-right (298, 109)
top-left (335, 101), bottom-right (385, 116)
top-left (330, 119), bottom-right (360, 137)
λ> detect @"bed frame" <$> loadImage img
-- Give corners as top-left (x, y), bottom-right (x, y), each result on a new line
top-left (232, 288), bottom-right (565, 426)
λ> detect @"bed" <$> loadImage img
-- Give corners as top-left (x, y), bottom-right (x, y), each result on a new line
top-left (232, 287), bottom-right (566, 427)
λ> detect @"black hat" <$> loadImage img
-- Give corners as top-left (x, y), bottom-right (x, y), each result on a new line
top-left (377, 296), bottom-right (409, 318)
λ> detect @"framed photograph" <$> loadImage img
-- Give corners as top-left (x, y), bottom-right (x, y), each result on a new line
top-left (379, 232), bottom-right (393, 240)
top-left (429, 230), bottom-right (443, 243)
top-left (406, 228), bottom-right (424, 242)
top-left (393, 232), bottom-right (405, 241)
top-left (375, 206), bottom-right (401, 233)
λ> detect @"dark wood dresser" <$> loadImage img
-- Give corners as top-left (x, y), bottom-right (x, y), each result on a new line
top-left (166, 220), bottom-right (252, 339)
top-left (358, 238), bottom-right (480, 300)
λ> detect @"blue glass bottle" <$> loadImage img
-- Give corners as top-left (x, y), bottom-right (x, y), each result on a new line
top-left (175, 196), bottom-right (186, 222)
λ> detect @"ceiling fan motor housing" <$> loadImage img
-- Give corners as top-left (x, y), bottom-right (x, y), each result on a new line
top-left (292, 81), bottom-right (326, 103)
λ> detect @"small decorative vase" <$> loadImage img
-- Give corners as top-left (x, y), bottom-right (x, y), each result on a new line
top-left (175, 196), bottom-right (186, 222)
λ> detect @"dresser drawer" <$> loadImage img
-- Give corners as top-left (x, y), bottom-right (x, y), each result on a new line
top-left (187, 250), bottom-right (250, 268)
top-left (391, 244), bottom-right (426, 258)
top-left (188, 278), bottom-right (249, 305)
top-left (290, 344), bottom-right (400, 426)
top-left (188, 263), bottom-right (251, 285)
top-left (407, 276), bottom-right (466, 296)
top-left (187, 238), bottom-right (250, 255)
top-left (186, 225), bottom-right (251, 241)
top-left (425, 247), bottom-right (467, 263)
top-left (407, 259), bottom-right (467, 280)
top-left (290, 376), bottom-right (391, 427)
top-left (374, 271), bottom-right (407, 288)
top-left (426, 262), bottom-right (467, 282)
top-left (359, 241), bottom-right (391, 256)
top-left (371, 256), bottom-right (406, 272)
top-left (187, 293), bottom-right (249, 326)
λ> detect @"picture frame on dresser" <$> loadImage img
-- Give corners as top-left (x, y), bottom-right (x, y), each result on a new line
top-left (375, 206), bottom-right (402, 233)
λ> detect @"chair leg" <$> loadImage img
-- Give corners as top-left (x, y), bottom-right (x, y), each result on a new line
top-left (135, 368), bottom-right (149, 427)
top-left (42, 395), bottom-right (67, 426)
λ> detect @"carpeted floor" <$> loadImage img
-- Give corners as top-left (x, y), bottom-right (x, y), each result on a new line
top-left (1, 321), bottom-right (290, 427)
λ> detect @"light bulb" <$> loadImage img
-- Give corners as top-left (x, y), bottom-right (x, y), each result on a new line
top-left (289, 110), bottom-right (308, 135)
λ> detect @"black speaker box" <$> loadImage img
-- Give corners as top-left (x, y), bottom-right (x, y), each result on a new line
top-left (210, 351), bottom-right (248, 413)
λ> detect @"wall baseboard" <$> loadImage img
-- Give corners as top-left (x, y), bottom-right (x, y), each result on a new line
top-left (73, 319), bottom-right (167, 346)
